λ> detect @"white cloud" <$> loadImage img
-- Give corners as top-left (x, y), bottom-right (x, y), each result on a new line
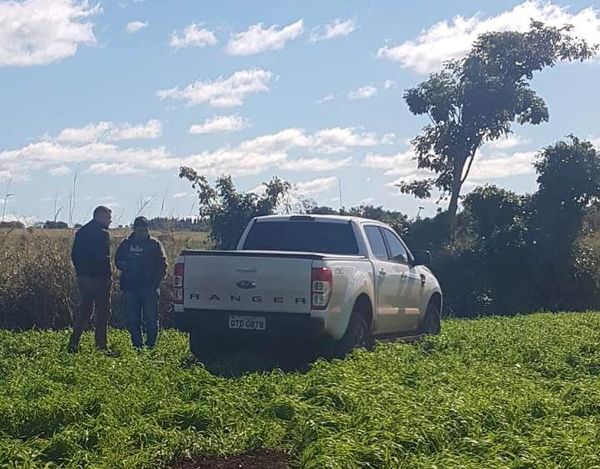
top-left (295, 176), bottom-right (338, 196)
top-left (310, 18), bottom-right (356, 42)
top-left (383, 80), bottom-right (395, 90)
top-left (0, 214), bottom-right (37, 225)
top-left (108, 119), bottom-right (162, 141)
top-left (56, 122), bottom-right (111, 144)
top-left (363, 151), bottom-right (415, 176)
top-left (316, 94), bottom-right (334, 104)
top-left (157, 68), bottom-right (272, 107)
top-left (484, 134), bottom-right (530, 150)
top-left (182, 148), bottom-right (286, 177)
top-left (170, 23), bottom-right (217, 49)
top-left (0, 170), bottom-right (20, 182)
top-left (126, 21), bottom-right (148, 33)
top-left (312, 127), bottom-right (381, 154)
top-left (469, 151), bottom-right (536, 179)
top-left (381, 133), bottom-right (397, 145)
top-left (238, 128), bottom-right (311, 154)
top-left (590, 136), bottom-right (600, 148)
top-left (348, 85), bottom-right (378, 100)
top-left (172, 192), bottom-right (189, 199)
top-left (0, 0), bottom-right (100, 67)
top-left (226, 19), bottom-right (304, 55)
top-left (189, 115), bottom-right (249, 134)
top-left (56, 119), bottom-right (162, 143)
top-left (377, 1), bottom-right (600, 73)
top-left (1, 125), bottom-right (391, 180)
top-left (384, 150), bottom-right (536, 189)
top-left (86, 162), bottom-right (145, 175)
top-left (280, 157), bottom-right (352, 172)
top-left (50, 165), bottom-right (71, 176)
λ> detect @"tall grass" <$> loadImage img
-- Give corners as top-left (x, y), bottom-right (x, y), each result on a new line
top-left (0, 229), bottom-right (209, 330)
top-left (1, 312), bottom-right (600, 468)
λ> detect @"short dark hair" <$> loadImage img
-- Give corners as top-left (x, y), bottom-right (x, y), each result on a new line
top-left (133, 216), bottom-right (149, 229)
top-left (93, 206), bottom-right (112, 218)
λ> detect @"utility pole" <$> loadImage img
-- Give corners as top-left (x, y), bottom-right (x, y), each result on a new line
top-left (338, 177), bottom-right (343, 211)
top-left (1, 177), bottom-right (14, 223)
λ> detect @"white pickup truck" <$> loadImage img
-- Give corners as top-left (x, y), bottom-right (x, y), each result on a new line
top-left (174, 215), bottom-right (442, 357)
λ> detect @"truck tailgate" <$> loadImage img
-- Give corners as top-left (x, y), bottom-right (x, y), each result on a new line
top-left (182, 253), bottom-right (313, 314)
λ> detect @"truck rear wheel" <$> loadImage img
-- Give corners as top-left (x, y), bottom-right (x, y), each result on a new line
top-left (328, 310), bottom-right (372, 358)
top-left (419, 301), bottom-right (441, 336)
top-left (189, 330), bottom-right (216, 359)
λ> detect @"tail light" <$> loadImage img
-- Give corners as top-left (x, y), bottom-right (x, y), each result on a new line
top-left (174, 262), bottom-right (184, 305)
top-left (312, 267), bottom-right (332, 310)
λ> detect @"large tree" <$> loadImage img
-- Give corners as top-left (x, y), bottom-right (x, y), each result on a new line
top-left (179, 167), bottom-right (291, 249)
top-left (399, 21), bottom-right (596, 235)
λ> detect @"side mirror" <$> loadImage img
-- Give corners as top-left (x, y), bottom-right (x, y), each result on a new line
top-left (412, 250), bottom-right (431, 266)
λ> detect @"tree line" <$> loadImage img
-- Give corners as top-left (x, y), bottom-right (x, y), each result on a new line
top-left (179, 22), bottom-right (600, 317)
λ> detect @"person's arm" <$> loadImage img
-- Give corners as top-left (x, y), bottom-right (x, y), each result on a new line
top-left (153, 241), bottom-right (168, 288)
top-left (71, 231), bottom-right (82, 272)
top-left (115, 239), bottom-right (128, 271)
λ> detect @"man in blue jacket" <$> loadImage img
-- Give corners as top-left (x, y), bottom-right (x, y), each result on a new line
top-left (69, 206), bottom-right (112, 353)
top-left (115, 216), bottom-right (167, 350)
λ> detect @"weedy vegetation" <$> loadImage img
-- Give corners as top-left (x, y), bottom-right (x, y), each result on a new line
top-left (1, 312), bottom-right (600, 468)
top-left (0, 229), bottom-right (209, 330)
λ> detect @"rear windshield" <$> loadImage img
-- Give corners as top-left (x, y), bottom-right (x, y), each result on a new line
top-left (242, 221), bottom-right (359, 255)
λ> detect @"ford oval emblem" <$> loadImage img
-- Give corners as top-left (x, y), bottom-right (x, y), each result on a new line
top-left (236, 280), bottom-right (257, 289)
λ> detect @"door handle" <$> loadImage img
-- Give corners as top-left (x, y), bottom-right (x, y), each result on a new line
top-left (378, 268), bottom-right (387, 277)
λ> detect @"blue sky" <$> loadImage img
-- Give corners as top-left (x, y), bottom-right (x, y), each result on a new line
top-left (1, 0), bottom-right (599, 225)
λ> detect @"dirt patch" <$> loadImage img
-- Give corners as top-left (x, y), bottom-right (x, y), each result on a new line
top-left (171, 449), bottom-right (292, 469)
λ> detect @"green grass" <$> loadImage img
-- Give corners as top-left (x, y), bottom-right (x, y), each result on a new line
top-left (2, 312), bottom-right (600, 468)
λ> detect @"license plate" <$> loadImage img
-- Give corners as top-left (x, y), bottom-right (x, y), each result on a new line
top-left (228, 315), bottom-right (266, 330)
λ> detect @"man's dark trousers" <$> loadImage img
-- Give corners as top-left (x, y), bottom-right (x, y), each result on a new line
top-left (69, 276), bottom-right (111, 350)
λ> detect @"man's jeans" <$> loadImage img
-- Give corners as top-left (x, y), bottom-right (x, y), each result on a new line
top-left (123, 288), bottom-right (160, 349)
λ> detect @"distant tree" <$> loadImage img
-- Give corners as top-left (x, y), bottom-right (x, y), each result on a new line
top-left (529, 137), bottom-right (600, 310)
top-left (0, 221), bottom-right (24, 229)
top-left (533, 136), bottom-right (600, 246)
top-left (343, 205), bottom-right (410, 236)
top-left (305, 205), bottom-right (339, 215)
top-left (399, 21), bottom-right (597, 236)
top-left (179, 168), bottom-right (291, 249)
top-left (43, 221), bottom-right (68, 229)
top-left (145, 217), bottom-right (208, 232)
top-left (462, 185), bottom-right (531, 243)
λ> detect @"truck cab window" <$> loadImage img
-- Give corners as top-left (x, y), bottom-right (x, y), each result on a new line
top-left (364, 226), bottom-right (388, 260)
top-left (382, 228), bottom-right (409, 264)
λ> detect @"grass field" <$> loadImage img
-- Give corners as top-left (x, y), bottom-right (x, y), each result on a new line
top-left (2, 312), bottom-right (600, 468)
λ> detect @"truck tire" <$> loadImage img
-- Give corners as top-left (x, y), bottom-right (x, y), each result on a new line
top-left (328, 310), bottom-right (372, 358)
top-left (189, 330), bottom-right (216, 359)
top-left (419, 301), bottom-right (441, 336)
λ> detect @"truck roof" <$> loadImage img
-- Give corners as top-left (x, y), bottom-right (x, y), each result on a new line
top-left (253, 214), bottom-right (375, 224)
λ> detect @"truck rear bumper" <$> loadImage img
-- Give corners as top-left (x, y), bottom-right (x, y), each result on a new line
top-left (175, 309), bottom-right (326, 342)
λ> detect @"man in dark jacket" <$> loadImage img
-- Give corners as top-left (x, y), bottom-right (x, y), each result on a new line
top-left (115, 216), bottom-right (167, 349)
top-left (68, 206), bottom-right (112, 353)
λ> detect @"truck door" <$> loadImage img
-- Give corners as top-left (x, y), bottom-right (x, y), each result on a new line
top-left (364, 225), bottom-right (410, 334)
top-left (381, 227), bottom-right (422, 332)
